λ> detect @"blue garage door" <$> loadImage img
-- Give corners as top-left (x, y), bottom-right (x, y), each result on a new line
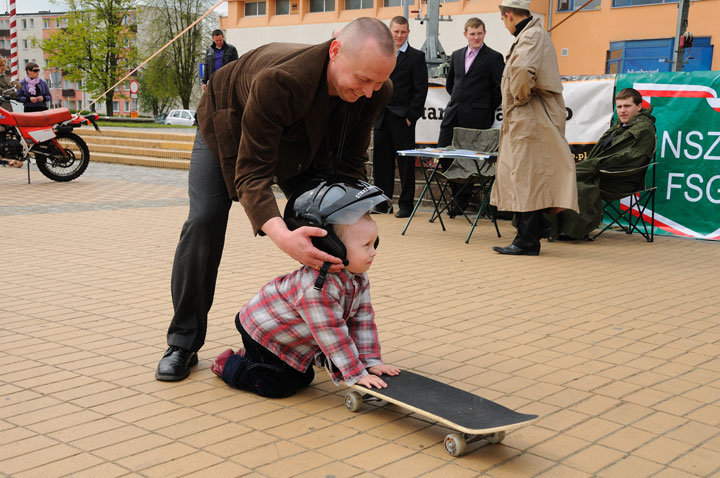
top-left (606, 37), bottom-right (713, 74)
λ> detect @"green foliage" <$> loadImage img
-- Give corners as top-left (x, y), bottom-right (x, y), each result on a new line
top-left (145, 0), bottom-right (213, 109)
top-left (136, 46), bottom-right (178, 116)
top-left (41, 0), bottom-right (139, 116)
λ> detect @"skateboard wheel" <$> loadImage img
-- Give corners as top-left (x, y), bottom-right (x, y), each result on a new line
top-left (487, 431), bottom-right (506, 444)
top-left (344, 391), bottom-right (363, 412)
top-left (444, 433), bottom-right (466, 457)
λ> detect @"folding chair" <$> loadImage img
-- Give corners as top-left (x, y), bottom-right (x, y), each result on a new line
top-left (437, 127), bottom-right (501, 242)
top-left (590, 155), bottom-right (657, 242)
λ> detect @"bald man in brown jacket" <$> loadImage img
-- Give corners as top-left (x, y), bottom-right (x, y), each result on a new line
top-left (156, 18), bottom-right (395, 381)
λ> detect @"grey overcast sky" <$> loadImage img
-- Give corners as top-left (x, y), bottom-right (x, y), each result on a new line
top-left (8, 0), bottom-right (68, 13)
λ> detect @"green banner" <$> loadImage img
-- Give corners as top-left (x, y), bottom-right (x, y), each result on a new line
top-left (616, 72), bottom-right (720, 240)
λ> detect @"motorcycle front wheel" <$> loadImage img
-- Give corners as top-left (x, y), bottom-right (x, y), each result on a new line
top-left (32, 132), bottom-right (90, 182)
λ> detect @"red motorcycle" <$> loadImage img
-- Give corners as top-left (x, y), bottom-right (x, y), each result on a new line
top-left (0, 91), bottom-right (99, 182)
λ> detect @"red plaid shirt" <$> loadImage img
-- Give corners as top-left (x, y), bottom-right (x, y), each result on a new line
top-left (238, 266), bottom-right (383, 385)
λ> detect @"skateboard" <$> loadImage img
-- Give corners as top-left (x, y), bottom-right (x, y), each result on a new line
top-left (342, 370), bottom-right (539, 457)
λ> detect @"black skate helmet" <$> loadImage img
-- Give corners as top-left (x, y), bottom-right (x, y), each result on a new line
top-left (284, 174), bottom-right (389, 288)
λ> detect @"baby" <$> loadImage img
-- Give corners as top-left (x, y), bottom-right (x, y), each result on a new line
top-left (211, 176), bottom-right (400, 397)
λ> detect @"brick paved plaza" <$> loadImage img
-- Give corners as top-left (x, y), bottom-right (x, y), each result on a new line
top-left (1, 163), bottom-right (719, 477)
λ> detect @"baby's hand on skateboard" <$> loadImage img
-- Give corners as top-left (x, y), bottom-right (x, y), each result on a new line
top-left (368, 364), bottom-right (401, 376)
top-left (356, 374), bottom-right (388, 389)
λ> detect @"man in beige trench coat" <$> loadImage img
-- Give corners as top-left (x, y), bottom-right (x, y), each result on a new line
top-left (490, 0), bottom-right (578, 255)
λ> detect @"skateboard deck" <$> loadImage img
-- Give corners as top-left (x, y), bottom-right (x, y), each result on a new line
top-left (343, 370), bottom-right (539, 456)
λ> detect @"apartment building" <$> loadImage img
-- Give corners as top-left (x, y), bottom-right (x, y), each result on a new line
top-left (0, 10), bottom-right (138, 115)
top-left (219, 0), bottom-right (718, 75)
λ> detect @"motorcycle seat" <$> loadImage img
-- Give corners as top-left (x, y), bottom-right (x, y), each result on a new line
top-left (13, 108), bottom-right (73, 127)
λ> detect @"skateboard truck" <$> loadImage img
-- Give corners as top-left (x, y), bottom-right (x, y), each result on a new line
top-left (443, 431), bottom-right (505, 457)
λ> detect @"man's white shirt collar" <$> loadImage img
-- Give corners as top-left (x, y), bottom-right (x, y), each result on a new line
top-left (396, 41), bottom-right (409, 56)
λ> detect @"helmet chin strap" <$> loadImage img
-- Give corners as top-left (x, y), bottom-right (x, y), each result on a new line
top-left (313, 262), bottom-right (333, 291)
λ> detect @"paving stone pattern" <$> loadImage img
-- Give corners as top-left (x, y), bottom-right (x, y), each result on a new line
top-left (1, 163), bottom-right (719, 477)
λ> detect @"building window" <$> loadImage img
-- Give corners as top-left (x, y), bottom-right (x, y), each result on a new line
top-left (245, 1), bottom-right (266, 16)
top-left (276, 0), bottom-right (290, 14)
top-left (21, 19), bottom-right (27, 29)
top-left (613, 0), bottom-right (676, 5)
top-left (310, 0), bottom-right (334, 11)
top-left (43, 19), bottom-right (50, 29)
top-left (345, 0), bottom-right (372, 8)
top-left (558, 0), bottom-right (600, 11)
top-left (113, 101), bottom-right (119, 112)
top-left (30, 19), bottom-right (34, 27)
top-left (0, 20), bottom-right (8, 28)
top-left (22, 39), bottom-right (28, 49)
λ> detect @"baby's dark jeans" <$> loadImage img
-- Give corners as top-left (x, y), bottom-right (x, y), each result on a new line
top-left (221, 313), bottom-right (315, 398)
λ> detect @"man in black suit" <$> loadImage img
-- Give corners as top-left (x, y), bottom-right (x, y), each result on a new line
top-left (438, 18), bottom-right (504, 215)
top-left (372, 16), bottom-right (428, 217)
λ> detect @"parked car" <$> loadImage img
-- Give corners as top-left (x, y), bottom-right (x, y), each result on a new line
top-left (155, 112), bottom-right (168, 124)
top-left (164, 109), bottom-right (196, 127)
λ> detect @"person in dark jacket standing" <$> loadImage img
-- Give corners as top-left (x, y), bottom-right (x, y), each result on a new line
top-left (438, 18), bottom-right (504, 216)
top-left (201, 29), bottom-right (238, 92)
top-left (371, 16), bottom-right (428, 218)
top-left (17, 62), bottom-right (51, 112)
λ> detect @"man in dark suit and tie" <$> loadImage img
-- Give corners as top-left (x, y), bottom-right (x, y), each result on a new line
top-left (372, 16), bottom-right (428, 218)
top-left (438, 17), bottom-right (504, 215)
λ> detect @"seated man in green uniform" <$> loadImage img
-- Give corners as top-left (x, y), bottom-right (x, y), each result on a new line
top-left (551, 87), bottom-right (656, 240)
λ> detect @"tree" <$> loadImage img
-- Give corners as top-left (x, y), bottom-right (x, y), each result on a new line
top-left (137, 48), bottom-right (177, 116)
top-left (146, 0), bottom-right (212, 109)
top-left (41, 0), bottom-right (139, 116)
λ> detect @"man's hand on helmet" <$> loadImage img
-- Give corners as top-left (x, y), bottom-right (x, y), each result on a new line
top-left (263, 217), bottom-right (344, 272)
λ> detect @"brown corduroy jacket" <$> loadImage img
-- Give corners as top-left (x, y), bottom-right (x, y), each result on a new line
top-left (196, 40), bottom-right (393, 234)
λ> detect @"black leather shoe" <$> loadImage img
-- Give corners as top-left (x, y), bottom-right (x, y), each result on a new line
top-left (492, 244), bottom-right (540, 256)
top-left (155, 346), bottom-right (198, 381)
top-left (394, 209), bottom-right (411, 218)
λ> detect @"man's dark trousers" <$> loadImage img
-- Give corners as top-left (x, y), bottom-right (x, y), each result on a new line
top-left (512, 211), bottom-right (551, 250)
top-left (373, 112), bottom-right (416, 212)
top-left (168, 131), bottom-right (231, 353)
